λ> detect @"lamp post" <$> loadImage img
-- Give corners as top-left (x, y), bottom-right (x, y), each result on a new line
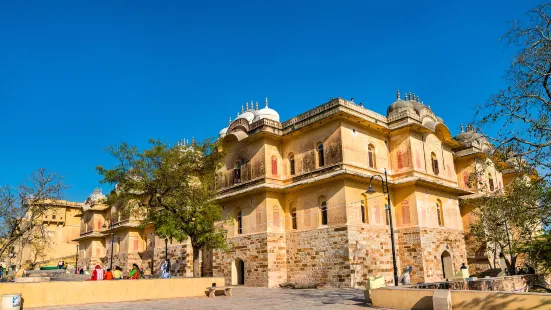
top-left (75, 244), bottom-right (79, 274)
top-left (366, 168), bottom-right (399, 286)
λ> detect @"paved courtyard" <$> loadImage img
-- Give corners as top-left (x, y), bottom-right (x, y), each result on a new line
top-left (35, 287), bottom-right (392, 310)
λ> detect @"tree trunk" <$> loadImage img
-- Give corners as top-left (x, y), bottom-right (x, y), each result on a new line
top-left (193, 246), bottom-right (200, 277)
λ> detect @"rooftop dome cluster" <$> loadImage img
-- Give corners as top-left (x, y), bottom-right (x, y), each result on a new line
top-left (387, 90), bottom-right (441, 120)
top-left (219, 97), bottom-right (280, 138)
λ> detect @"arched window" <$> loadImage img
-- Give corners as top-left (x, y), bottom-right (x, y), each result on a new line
top-left (436, 200), bottom-right (444, 226)
top-left (289, 153), bottom-right (295, 176)
top-left (237, 209), bottom-right (243, 234)
top-left (488, 173), bottom-right (494, 191)
top-left (290, 205), bottom-right (297, 230)
top-left (431, 152), bottom-right (439, 175)
top-left (320, 201), bottom-right (328, 225)
top-left (368, 144), bottom-right (376, 169)
top-left (360, 199), bottom-right (366, 224)
top-left (317, 143), bottom-right (325, 167)
top-left (271, 156), bottom-right (278, 176)
top-left (233, 160), bottom-right (242, 184)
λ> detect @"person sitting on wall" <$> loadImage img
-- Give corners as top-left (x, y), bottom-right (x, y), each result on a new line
top-left (105, 268), bottom-right (114, 280)
top-left (160, 260), bottom-right (171, 278)
top-left (89, 265), bottom-right (105, 281)
top-left (461, 263), bottom-right (468, 270)
top-left (113, 266), bottom-right (123, 280)
top-left (128, 263), bottom-right (141, 280)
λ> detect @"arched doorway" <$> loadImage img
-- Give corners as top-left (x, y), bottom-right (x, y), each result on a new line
top-left (231, 258), bottom-right (245, 285)
top-left (441, 250), bottom-right (454, 280)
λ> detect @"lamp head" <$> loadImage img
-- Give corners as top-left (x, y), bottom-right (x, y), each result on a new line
top-left (101, 222), bottom-right (107, 229)
top-left (366, 185), bottom-right (376, 194)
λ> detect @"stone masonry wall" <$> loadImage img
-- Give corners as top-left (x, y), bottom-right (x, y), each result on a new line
top-left (420, 228), bottom-right (467, 282)
top-left (267, 233), bottom-right (287, 287)
top-left (348, 225), bottom-right (398, 288)
top-left (153, 243), bottom-right (193, 277)
top-left (213, 233), bottom-right (269, 287)
top-left (396, 227), bottom-right (425, 284)
top-left (285, 226), bottom-right (350, 288)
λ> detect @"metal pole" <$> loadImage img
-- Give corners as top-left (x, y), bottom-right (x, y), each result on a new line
top-left (75, 245), bottom-right (79, 274)
top-left (504, 220), bottom-right (515, 275)
top-left (110, 233), bottom-right (114, 270)
top-left (384, 169), bottom-right (399, 286)
top-left (165, 238), bottom-right (168, 262)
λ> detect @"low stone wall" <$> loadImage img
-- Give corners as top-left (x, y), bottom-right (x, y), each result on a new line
top-left (372, 287), bottom-right (551, 310)
top-left (407, 274), bottom-right (537, 292)
top-left (0, 277), bottom-right (224, 308)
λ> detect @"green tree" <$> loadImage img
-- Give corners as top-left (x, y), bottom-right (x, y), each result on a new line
top-left (470, 178), bottom-right (550, 274)
top-left (97, 139), bottom-right (226, 277)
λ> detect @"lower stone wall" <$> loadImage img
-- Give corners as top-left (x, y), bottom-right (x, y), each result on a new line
top-left (213, 233), bottom-right (269, 287)
top-left (420, 228), bottom-right (467, 282)
top-left (348, 225), bottom-right (397, 287)
top-left (285, 226), bottom-right (350, 288)
top-left (267, 233), bottom-right (287, 287)
top-left (153, 243), bottom-right (193, 277)
top-left (396, 227), bottom-right (424, 284)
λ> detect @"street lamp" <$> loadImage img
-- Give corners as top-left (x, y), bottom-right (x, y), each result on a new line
top-left (366, 168), bottom-right (399, 286)
top-left (75, 244), bottom-right (79, 274)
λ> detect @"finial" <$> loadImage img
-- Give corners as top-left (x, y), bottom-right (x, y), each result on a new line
top-left (192, 137), bottom-right (195, 146)
top-left (256, 101), bottom-right (259, 110)
top-left (229, 117), bottom-right (232, 125)
top-left (460, 123), bottom-right (464, 132)
top-left (246, 102), bottom-right (249, 111)
top-left (405, 93), bottom-right (408, 100)
top-left (265, 97), bottom-right (269, 108)
top-left (237, 112), bottom-right (239, 117)
top-left (241, 105), bottom-right (244, 113)
top-left (397, 90), bottom-right (401, 100)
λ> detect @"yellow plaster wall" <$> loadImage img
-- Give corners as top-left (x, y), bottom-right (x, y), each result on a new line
top-left (281, 120), bottom-right (342, 178)
top-left (342, 179), bottom-right (390, 227)
top-left (266, 192), bottom-right (285, 233)
top-left (340, 120), bottom-right (389, 173)
top-left (414, 185), bottom-right (461, 230)
top-left (0, 277), bottom-right (224, 308)
top-left (283, 179), bottom-right (347, 230)
top-left (220, 192), bottom-right (267, 237)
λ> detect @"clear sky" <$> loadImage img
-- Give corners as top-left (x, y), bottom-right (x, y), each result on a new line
top-left (0, 0), bottom-right (546, 201)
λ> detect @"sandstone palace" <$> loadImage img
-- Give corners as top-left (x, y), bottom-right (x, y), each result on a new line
top-left (213, 93), bottom-right (509, 288)
top-left (18, 92), bottom-right (511, 289)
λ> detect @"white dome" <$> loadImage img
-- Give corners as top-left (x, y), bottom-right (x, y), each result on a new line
top-left (219, 127), bottom-right (228, 138)
top-left (253, 107), bottom-right (280, 122)
top-left (236, 111), bottom-right (255, 123)
top-left (88, 188), bottom-right (105, 202)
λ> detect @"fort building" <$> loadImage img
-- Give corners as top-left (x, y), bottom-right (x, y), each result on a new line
top-left (212, 93), bottom-right (509, 288)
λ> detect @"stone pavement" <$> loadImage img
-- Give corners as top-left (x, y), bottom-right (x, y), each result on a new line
top-left (35, 287), bottom-right (394, 310)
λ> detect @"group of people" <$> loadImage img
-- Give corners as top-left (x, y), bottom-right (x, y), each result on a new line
top-left (57, 261), bottom-right (66, 269)
top-left (88, 264), bottom-right (143, 281)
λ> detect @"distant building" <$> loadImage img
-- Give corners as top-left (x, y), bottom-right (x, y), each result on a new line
top-left (17, 199), bottom-right (82, 269)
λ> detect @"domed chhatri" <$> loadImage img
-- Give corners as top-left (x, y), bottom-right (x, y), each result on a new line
top-left (236, 102), bottom-right (256, 123)
top-left (87, 188), bottom-right (105, 203)
top-left (219, 98), bottom-right (280, 138)
top-left (454, 124), bottom-right (482, 142)
top-left (253, 97), bottom-right (280, 122)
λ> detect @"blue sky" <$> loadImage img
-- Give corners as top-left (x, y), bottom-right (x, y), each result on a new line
top-left (0, 0), bottom-right (545, 201)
